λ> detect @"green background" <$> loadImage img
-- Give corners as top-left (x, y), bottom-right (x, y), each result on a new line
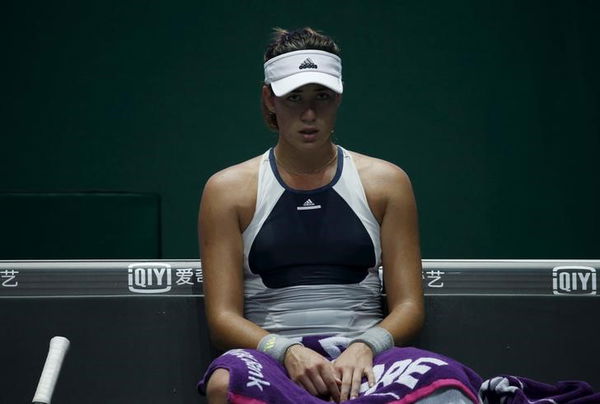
top-left (2, 0), bottom-right (598, 259)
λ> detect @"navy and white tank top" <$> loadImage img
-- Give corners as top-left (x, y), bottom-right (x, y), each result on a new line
top-left (242, 146), bottom-right (383, 338)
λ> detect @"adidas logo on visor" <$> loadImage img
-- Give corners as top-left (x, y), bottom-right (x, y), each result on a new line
top-left (299, 58), bottom-right (318, 69)
top-left (297, 198), bottom-right (321, 211)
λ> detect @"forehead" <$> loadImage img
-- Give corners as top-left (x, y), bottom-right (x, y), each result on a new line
top-left (290, 84), bottom-right (333, 93)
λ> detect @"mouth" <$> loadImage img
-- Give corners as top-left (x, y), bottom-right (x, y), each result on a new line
top-left (299, 128), bottom-right (319, 135)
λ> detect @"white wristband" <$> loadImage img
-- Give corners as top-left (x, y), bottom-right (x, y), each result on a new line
top-left (257, 334), bottom-right (303, 363)
top-left (350, 327), bottom-right (394, 355)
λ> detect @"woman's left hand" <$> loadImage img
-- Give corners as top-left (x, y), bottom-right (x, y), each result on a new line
top-left (332, 342), bottom-right (375, 402)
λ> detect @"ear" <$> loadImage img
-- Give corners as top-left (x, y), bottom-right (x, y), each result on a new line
top-left (262, 85), bottom-right (276, 113)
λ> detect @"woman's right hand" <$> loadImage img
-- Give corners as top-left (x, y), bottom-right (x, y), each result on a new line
top-left (284, 344), bottom-right (342, 402)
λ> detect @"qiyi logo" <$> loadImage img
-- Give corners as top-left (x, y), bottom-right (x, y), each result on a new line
top-left (128, 263), bottom-right (172, 294)
top-left (552, 266), bottom-right (597, 295)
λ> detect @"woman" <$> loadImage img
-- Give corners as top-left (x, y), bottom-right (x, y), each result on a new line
top-left (197, 27), bottom-right (480, 403)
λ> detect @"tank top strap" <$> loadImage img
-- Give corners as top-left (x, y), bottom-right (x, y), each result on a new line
top-left (334, 147), bottom-right (382, 268)
top-left (242, 150), bottom-right (284, 272)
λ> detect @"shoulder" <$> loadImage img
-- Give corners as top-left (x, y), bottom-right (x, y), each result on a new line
top-left (346, 149), bottom-right (412, 189)
top-left (202, 155), bottom-right (263, 208)
top-left (344, 149), bottom-right (415, 221)
top-left (204, 155), bottom-right (261, 191)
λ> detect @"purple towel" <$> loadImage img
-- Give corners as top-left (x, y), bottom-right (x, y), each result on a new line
top-left (479, 375), bottom-right (600, 404)
top-left (198, 335), bottom-right (481, 403)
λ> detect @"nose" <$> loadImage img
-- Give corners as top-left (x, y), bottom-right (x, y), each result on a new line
top-left (300, 101), bottom-right (317, 122)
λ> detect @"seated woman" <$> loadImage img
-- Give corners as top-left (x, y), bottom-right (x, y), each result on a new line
top-left (197, 27), bottom-right (481, 403)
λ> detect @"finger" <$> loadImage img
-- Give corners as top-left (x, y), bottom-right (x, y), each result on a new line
top-left (308, 370), bottom-right (330, 396)
top-left (365, 366), bottom-right (376, 388)
top-left (339, 368), bottom-right (352, 402)
top-left (334, 366), bottom-right (343, 386)
top-left (349, 367), bottom-right (363, 400)
top-left (320, 368), bottom-right (341, 403)
top-left (297, 375), bottom-right (319, 396)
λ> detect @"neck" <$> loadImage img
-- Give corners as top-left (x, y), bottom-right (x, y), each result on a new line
top-left (274, 143), bottom-right (338, 175)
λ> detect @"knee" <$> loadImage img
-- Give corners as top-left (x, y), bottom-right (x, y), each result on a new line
top-left (206, 368), bottom-right (230, 403)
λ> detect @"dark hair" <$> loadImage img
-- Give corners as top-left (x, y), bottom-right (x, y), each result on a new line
top-left (264, 27), bottom-right (341, 62)
top-left (261, 27), bottom-right (341, 131)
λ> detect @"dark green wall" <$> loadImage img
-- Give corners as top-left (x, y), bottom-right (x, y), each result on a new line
top-left (3, 1), bottom-right (598, 259)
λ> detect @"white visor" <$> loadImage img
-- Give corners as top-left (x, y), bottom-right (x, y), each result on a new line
top-left (264, 50), bottom-right (343, 96)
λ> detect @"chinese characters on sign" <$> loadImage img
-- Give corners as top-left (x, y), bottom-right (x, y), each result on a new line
top-left (423, 269), bottom-right (445, 288)
top-left (175, 268), bottom-right (194, 286)
top-left (1, 270), bottom-right (19, 287)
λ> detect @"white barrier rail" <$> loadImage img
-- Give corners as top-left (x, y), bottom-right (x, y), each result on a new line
top-left (0, 259), bottom-right (598, 297)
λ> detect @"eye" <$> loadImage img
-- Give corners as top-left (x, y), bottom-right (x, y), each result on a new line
top-left (286, 94), bottom-right (301, 102)
top-left (316, 92), bottom-right (333, 101)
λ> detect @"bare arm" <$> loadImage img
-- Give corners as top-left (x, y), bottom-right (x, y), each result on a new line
top-left (377, 167), bottom-right (425, 344)
top-left (199, 169), bottom-right (267, 350)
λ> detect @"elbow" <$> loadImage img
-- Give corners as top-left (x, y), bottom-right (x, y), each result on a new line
top-left (206, 318), bottom-right (228, 350)
top-left (415, 304), bottom-right (425, 334)
top-left (412, 298), bottom-right (426, 335)
top-left (387, 298), bottom-right (425, 344)
top-left (209, 332), bottom-right (229, 351)
top-left (206, 311), bottom-right (241, 350)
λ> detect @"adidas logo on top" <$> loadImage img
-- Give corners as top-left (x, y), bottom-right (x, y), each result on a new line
top-left (297, 198), bottom-right (321, 211)
top-left (299, 58), bottom-right (318, 69)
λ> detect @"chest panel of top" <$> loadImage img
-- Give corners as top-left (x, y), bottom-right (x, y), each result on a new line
top-left (248, 188), bottom-right (376, 288)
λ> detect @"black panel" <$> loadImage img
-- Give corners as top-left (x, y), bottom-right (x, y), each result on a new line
top-left (0, 297), bottom-right (215, 404)
top-left (0, 294), bottom-right (598, 402)
top-left (413, 296), bottom-right (600, 389)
